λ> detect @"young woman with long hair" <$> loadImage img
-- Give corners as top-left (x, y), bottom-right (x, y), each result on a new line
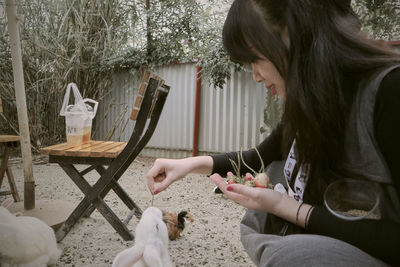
top-left (146, 0), bottom-right (400, 265)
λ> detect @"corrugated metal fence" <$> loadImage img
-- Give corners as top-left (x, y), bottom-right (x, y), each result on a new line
top-left (94, 63), bottom-right (271, 159)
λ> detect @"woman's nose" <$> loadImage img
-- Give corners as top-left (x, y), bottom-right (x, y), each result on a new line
top-left (251, 63), bottom-right (262, 82)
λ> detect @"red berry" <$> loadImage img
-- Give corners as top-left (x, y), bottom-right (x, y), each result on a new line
top-left (245, 172), bottom-right (254, 181)
top-left (227, 178), bottom-right (236, 184)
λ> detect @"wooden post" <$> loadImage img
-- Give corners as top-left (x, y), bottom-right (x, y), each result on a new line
top-left (5, 0), bottom-right (35, 210)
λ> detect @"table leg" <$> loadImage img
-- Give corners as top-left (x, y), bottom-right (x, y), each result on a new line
top-left (0, 145), bottom-right (20, 201)
top-left (0, 146), bottom-right (10, 187)
top-left (6, 166), bottom-right (20, 202)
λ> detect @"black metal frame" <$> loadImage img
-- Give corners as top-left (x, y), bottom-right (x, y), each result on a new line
top-left (50, 78), bottom-right (170, 241)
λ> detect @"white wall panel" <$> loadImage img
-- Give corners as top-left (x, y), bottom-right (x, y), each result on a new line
top-left (96, 63), bottom-right (269, 159)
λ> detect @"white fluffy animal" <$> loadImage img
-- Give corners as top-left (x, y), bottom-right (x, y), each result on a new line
top-left (112, 207), bottom-right (173, 267)
top-left (0, 198), bottom-right (61, 267)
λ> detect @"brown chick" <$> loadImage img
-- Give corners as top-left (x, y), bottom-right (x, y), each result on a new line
top-left (162, 211), bottom-right (194, 240)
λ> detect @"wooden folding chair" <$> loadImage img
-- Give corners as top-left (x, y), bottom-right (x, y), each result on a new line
top-left (0, 98), bottom-right (21, 202)
top-left (40, 71), bottom-right (170, 241)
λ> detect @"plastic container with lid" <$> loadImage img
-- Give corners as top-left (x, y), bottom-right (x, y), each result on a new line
top-left (60, 83), bottom-right (98, 146)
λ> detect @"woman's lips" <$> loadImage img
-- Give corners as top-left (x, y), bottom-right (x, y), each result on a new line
top-left (266, 84), bottom-right (277, 95)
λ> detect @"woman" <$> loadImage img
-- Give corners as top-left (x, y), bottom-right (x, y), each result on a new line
top-left (146, 0), bottom-right (400, 265)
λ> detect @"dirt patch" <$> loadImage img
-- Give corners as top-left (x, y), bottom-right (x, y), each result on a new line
top-left (1, 156), bottom-right (255, 267)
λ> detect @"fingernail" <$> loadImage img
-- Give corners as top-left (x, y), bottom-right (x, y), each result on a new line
top-left (153, 190), bottom-right (158, 195)
top-left (227, 186), bottom-right (233, 191)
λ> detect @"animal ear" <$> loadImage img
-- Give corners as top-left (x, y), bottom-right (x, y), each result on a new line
top-left (143, 244), bottom-right (163, 267)
top-left (178, 211), bottom-right (188, 217)
top-left (112, 244), bottom-right (145, 267)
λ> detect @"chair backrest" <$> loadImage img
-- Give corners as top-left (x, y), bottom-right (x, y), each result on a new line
top-left (130, 69), bottom-right (165, 121)
top-left (98, 74), bottom-right (170, 193)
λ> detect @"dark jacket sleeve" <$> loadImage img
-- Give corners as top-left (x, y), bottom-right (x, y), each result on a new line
top-left (211, 124), bottom-right (283, 177)
top-left (307, 68), bottom-right (400, 266)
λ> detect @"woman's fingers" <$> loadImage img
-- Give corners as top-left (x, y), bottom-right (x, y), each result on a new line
top-left (210, 174), bottom-right (251, 202)
top-left (154, 173), bottom-right (166, 183)
top-left (209, 173), bottom-right (227, 191)
top-left (227, 182), bottom-right (263, 197)
top-left (146, 164), bottom-right (165, 194)
top-left (147, 173), bottom-right (168, 195)
top-left (210, 173), bottom-right (270, 210)
top-left (153, 175), bottom-right (174, 194)
top-left (146, 176), bottom-right (155, 194)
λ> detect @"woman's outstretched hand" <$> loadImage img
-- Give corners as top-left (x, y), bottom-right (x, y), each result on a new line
top-left (210, 173), bottom-right (285, 214)
top-left (146, 156), bottom-right (213, 195)
top-left (146, 158), bottom-right (190, 195)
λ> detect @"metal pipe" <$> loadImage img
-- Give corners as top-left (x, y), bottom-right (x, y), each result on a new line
top-left (192, 59), bottom-right (202, 157)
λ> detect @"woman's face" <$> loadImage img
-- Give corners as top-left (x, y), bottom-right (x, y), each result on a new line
top-left (251, 58), bottom-right (286, 100)
top-left (250, 27), bottom-right (288, 100)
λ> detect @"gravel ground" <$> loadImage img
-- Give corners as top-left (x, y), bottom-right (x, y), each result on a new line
top-left (1, 155), bottom-right (256, 267)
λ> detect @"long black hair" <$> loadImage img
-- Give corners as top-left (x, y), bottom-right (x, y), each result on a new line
top-left (223, 0), bottom-right (400, 204)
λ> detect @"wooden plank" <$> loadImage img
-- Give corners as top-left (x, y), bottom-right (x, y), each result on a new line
top-left (141, 69), bottom-right (151, 83)
top-left (104, 143), bottom-right (126, 158)
top-left (138, 81), bottom-right (148, 95)
top-left (129, 107), bottom-right (140, 121)
top-left (0, 135), bottom-right (20, 143)
top-left (74, 141), bottom-right (115, 157)
top-left (40, 143), bottom-right (74, 155)
top-left (130, 70), bottom-right (165, 121)
top-left (64, 141), bottom-right (104, 157)
top-left (134, 95), bottom-right (143, 108)
top-left (91, 142), bottom-right (126, 157)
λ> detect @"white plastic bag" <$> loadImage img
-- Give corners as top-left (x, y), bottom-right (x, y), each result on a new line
top-left (60, 83), bottom-right (98, 146)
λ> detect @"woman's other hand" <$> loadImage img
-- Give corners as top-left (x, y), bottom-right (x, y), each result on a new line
top-left (210, 173), bottom-right (312, 227)
top-left (210, 173), bottom-right (285, 214)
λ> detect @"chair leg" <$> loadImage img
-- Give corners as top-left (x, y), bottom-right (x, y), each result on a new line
top-left (57, 196), bottom-right (134, 242)
top-left (57, 163), bottom-right (133, 242)
top-left (94, 198), bottom-right (134, 241)
top-left (84, 165), bottom-right (142, 219)
top-left (110, 182), bottom-right (142, 218)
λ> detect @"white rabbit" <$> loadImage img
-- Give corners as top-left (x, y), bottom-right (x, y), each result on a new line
top-left (0, 198), bottom-right (61, 267)
top-left (112, 207), bottom-right (173, 267)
